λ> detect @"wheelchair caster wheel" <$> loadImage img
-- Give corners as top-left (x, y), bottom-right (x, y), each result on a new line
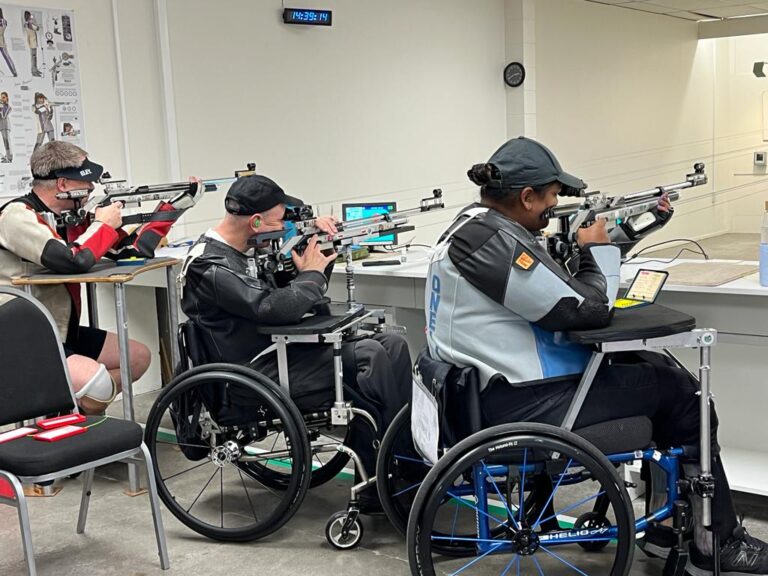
top-left (325, 510), bottom-right (364, 550)
top-left (574, 511), bottom-right (612, 552)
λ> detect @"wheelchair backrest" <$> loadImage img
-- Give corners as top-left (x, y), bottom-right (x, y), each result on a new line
top-left (176, 320), bottom-right (212, 373)
top-left (416, 349), bottom-right (484, 447)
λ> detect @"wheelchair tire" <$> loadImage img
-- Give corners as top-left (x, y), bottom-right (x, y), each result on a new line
top-left (145, 364), bottom-right (311, 542)
top-left (378, 406), bottom-right (538, 555)
top-left (407, 422), bottom-right (635, 576)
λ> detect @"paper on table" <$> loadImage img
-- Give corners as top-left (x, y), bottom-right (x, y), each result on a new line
top-left (665, 262), bottom-right (759, 287)
top-left (156, 246), bottom-right (192, 259)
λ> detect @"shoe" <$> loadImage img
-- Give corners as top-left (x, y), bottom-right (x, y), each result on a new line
top-left (686, 525), bottom-right (768, 575)
top-left (638, 524), bottom-right (678, 560)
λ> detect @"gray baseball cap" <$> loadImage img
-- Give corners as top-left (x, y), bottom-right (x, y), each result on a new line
top-left (484, 137), bottom-right (587, 196)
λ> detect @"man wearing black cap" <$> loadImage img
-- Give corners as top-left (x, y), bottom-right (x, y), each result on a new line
top-left (0, 141), bottom-right (202, 414)
top-left (179, 173), bottom-right (412, 511)
top-left (426, 136), bottom-right (768, 576)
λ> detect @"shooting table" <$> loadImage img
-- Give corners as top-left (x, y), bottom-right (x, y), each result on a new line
top-left (12, 257), bottom-right (181, 495)
top-left (324, 254), bottom-right (768, 497)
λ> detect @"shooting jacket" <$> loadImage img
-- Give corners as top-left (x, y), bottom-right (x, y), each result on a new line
top-left (0, 192), bottom-right (176, 340)
top-left (426, 205), bottom-right (621, 391)
top-left (179, 231), bottom-right (329, 365)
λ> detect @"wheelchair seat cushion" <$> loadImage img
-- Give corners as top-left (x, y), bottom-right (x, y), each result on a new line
top-left (572, 415), bottom-right (653, 454)
top-left (0, 416), bottom-right (143, 477)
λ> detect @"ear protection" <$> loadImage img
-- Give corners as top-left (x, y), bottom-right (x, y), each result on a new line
top-left (250, 215), bottom-right (261, 230)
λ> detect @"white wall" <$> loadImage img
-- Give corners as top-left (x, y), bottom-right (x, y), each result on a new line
top-left (530, 0), bottom-right (723, 249)
top-left (163, 0), bottom-right (508, 244)
top-left (711, 34), bottom-right (768, 235)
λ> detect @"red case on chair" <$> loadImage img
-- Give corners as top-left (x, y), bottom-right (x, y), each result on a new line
top-left (0, 427), bottom-right (37, 444)
top-left (34, 425), bottom-right (87, 442)
top-left (37, 413), bottom-right (87, 430)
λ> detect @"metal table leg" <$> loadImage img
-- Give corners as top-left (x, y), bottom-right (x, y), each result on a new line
top-left (114, 282), bottom-right (142, 494)
top-left (698, 344), bottom-right (721, 576)
top-left (85, 283), bottom-right (99, 328)
top-left (165, 265), bottom-right (179, 371)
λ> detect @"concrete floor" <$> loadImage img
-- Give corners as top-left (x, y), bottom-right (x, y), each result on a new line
top-left (2, 391), bottom-right (768, 576)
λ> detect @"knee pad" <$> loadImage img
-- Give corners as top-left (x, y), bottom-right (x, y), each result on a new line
top-left (75, 364), bottom-right (117, 404)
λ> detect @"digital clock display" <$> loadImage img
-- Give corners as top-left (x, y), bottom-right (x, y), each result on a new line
top-left (283, 8), bottom-right (333, 26)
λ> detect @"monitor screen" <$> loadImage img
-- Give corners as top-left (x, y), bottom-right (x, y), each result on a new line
top-left (341, 202), bottom-right (397, 246)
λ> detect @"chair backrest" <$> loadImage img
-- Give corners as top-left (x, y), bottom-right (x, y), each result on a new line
top-left (0, 288), bottom-right (76, 425)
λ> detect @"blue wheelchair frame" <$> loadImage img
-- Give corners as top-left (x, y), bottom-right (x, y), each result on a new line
top-left (407, 324), bottom-right (722, 576)
top-left (462, 447), bottom-right (683, 555)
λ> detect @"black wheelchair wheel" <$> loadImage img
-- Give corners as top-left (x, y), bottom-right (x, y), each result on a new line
top-left (145, 364), bottom-right (311, 542)
top-left (378, 406), bottom-right (537, 555)
top-left (407, 423), bottom-right (635, 576)
top-left (238, 422), bottom-right (350, 490)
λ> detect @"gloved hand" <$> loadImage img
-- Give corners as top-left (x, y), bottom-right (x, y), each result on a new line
top-left (169, 177), bottom-right (204, 211)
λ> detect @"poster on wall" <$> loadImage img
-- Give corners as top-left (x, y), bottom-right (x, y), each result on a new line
top-left (0, 4), bottom-right (84, 197)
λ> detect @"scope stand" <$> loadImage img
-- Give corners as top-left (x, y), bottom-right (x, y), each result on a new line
top-left (342, 247), bottom-right (363, 313)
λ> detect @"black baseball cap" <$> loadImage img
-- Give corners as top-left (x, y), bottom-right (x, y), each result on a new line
top-left (33, 157), bottom-right (104, 182)
top-left (225, 174), bottom-right (303, 215)
top-left (484, 137), bottom-right (586, 196)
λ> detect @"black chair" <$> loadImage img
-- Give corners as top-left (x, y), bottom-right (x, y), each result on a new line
top-left (0, 287), bottom-right (169, 576)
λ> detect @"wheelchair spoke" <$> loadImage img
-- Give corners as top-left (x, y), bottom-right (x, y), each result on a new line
top-left (228, 463), bottom-right (282, 501)
top-left (531, 555), bottom-right (546, 576)
top-left (498, 553), bottom-right (519, 576)
top-left (269, 431), bottom-right (281, 454)
top-left (156, 439), bottom-right (210, 450)
top-left (162, 460), bottom-right (211, 482)
top-left (447, 541), bottom-right (505, 576)
top-left (236, 468), bottom-right (259, 522)
top-left (392, 481), bottom-right (421, 498)
top-left (539, 545), bottom-right (590, 576)
top-left (536, 490), bottom-right (605, 528)
top-left (432, 536), bottom-right (509, 544)
top-left (395, 453), bottom-right (432, 466)
top-left (220, 468), bottom-right (224, 528)
top-left (447, 491), bottom-right (510, 528)
top-left (481, 460), bottom-right (520, 530)
top-left (451, 498), bottom-right (460, 538)
top-left (186, 467), bottom-right (219, 514)
top-left (533, 458), bottom-right (573, 530)
top-left (519, 448), bottom-right (528, 526)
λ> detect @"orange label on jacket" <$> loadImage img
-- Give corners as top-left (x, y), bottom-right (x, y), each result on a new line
top-left (515, 252), bottom-right (534, 270)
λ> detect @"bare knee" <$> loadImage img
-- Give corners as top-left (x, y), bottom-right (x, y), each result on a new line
top-left (67, 355), bottom-right (102, 393)
top-left (129, 340), bottom-right (151, 379)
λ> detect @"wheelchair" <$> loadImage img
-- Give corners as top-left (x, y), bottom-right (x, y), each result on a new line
top-left (143, 303), bottom-right (399, 548)
top-left (376, 304), bottom-right (721, 576)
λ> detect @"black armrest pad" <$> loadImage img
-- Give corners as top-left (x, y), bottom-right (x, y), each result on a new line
top-left (255, 307), bottom-right (367, 335)
top-left (565, 304), bottom-right (696, 344)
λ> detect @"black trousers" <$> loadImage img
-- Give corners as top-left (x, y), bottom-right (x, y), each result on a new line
top-left (251, 333), bottom-right (412, 481)
top-left (480, 352), bottom-right (737, 539)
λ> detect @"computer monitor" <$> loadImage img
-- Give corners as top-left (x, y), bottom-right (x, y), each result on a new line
top-left (341, 201), bottom-right (398, 247)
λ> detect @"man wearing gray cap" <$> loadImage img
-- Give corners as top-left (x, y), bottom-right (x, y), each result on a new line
top-left (179, 173), bottom-right (412, 512)
top-left (426, 136), bottom-right (768, 576)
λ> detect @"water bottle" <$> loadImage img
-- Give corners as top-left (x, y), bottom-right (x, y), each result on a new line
top-left (761, 201), bottom-right (768, 287)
